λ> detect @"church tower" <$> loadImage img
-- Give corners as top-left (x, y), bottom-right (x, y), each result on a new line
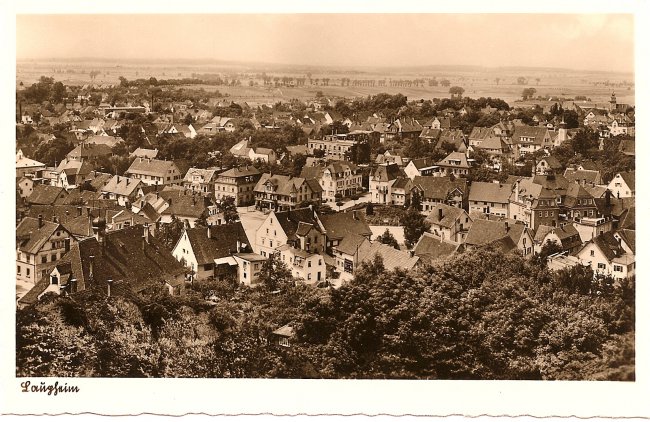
top-left (609, 92), bottom-right (617, 111)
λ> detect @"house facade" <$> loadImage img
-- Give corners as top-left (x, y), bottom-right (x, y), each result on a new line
top-left (214, 166), bottom-right (261, 206)
top-left (16, 216), bottom-right (75, 284)
top-left (125, 158), bottom-right (183, 187)
top-left (254, 174), bottom-right (323, 212)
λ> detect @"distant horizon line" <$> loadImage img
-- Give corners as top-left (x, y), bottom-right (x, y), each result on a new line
top-left (15, 56), bottom-right (635, 76)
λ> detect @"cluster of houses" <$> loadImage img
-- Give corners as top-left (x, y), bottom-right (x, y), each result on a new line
top-left (16, 85), bottom-right (635, 311)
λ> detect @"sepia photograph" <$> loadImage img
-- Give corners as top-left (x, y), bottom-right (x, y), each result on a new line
top-left (4, 1), bottom-right (650, 418)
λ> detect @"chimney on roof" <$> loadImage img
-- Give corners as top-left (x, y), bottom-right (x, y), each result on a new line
top-left (38, 214), bottom-right (43, 228)
top-left (438, 208), bottom-right (443, 222)
top-left (505, 221), bottom-right (510, 232)
top-left (107, 277), bottom-right (113, 297)
top-left (605, 189), bottom-right (611, 207)
top-left (64, 237), bottom-right (70, 252)
top-left (53, 215), bottom-right (58, 224)
top-left (207, 225), bottom-right (211, 239)
top-left (236, 239), bottom-right (242, 253)
top-left (352, 210), bottom-right (358, 220)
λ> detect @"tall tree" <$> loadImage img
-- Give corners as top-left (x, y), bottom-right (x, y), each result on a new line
top-left (401, 206), bottom-right (430, 248)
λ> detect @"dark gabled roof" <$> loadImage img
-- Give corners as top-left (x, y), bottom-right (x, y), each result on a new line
top-left (469, 181), bottom-right (511, 203)
top-left (409, 157), bottom-right (436, 170)
top-left (465, 219), bottom-right (526, 247)
top-left (413, 232), bottom-right (460, 264)
top-left (357, 242), bottom-right (420, 271)
top-left (184, 223), bottom-right (251, 265)
top-left (127, 158), bottom-right (178, 178)
top-left (412, 176), bottom-right (467, 201)
top-left (84, 171), bottom-right (114, 191)
top-left (420, 128), bottom-right (442, 139)
top-left (59, 189), bottom-right (104, 205)
top-left (101, 175), bottom-right (142, 197)
top-left (539, 156), bottom-right (562, 169)
top-left (485, 235), bottom-right (518, 254)
top-left (16, 217), bottom-right (70, 254)
top-left (27, 185), bottom-right (68, 205)
top-left (319, 211), bottom-right (372, 242)
top-left (334, 233), bottom-right (368, 256)
top-left (618, 207), bottom-right (635, 230)
top-left (296, 222), bottom-right (315, 237)
top-left (539, 224), bottom-right (582, 251)
top-left (254, 173), bottom-right (321, 196)
top-left (67, 143), bottom-right (113, 159)
top-left (392, 177), bottom-right (412, 190)
top-left (616, 229), bottom-right (635, 253)
top-left (564, 169), bottom-right (601, 185)
top-left (617, 172), bottom-right (635, 191)
top-left (274, 207), bottom-right (321, 242)
top-left (372, 163), bottom-right (403, 182)
top-left (218, 165), bottom-right (260, 178)
top-left (62, 228), bottom-right (185, 296)
top-left (593, 196), bottom-right (634, 219)
top-left (425, 204), bottom-right (467, 228)
top-left (160, 190), bottom-right (207, 219)
top-left (590, 232), bottom-right (627, 262)
top-left (511, 125), bottom-right (549, 145)
top-left (532, 174), bottom-right (570, 194)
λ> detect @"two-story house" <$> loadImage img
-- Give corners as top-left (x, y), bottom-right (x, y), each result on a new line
top-left (16, 216), bottom-right (76, 284)
top-left (369, 163), bottom-right (405, 205)
top-left (172, 222), bottom-right (251, 281)
top-left (404, 158), bottom-right (438, 180)
top-left (18, 225), bottom-right (186, 308)
top-left (425, 204), bottom-right (473, 243)
top-left (468, 181), bottom-right (512, 218)
top-left (125, 158), bottom-right (183, 187)
top-left (411, 176), bottom-right (467, 211)
top-left (464, 219), bottom-right (534, 257)
top-left (300, 160), bottom-right (363, 203)
top-left (183, 167), bottom-right (218, 195)
top-left (254, 207), bottom-right (326, 258)
top-left (510, 126), bottom-right (552, 158)
top-left (101, 175), bottom-right (144, 207)
top-left (607, 172), bottom-right (635, 198)
top-left (254, 173), bottom-right (323, 212)
top-left (214, 166), bottom-right (261, 206)
top-left (575, 232), bottom-right (635, 281)
top-left (435, 152), bottom-right (470, 177)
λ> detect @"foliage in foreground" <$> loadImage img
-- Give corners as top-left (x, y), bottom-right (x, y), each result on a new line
top-left (16, 248), bottom-right (634, 380)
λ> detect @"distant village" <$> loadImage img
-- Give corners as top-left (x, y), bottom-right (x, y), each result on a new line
top-left (16, 75), bottom-right (635, 332)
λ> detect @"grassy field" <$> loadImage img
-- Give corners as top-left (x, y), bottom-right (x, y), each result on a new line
top-left (16, 59), bottom-right (635, 106)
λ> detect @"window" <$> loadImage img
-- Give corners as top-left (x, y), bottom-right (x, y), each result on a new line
top-left (614, 265), bottom-right (623, 272)
top-left (590, 250), bottom-right (595, 257)
top-left (17, 265), bottom-right (21, 275)
top-left (254, 263), bottom-right (259, 270)
top-left (307, 273), bottom-right (312, 280)
top-left (597, 263), bottom-right (606, 270)
top-left (270, 240), bottom-right (273, 247)
top-left (538, 211), bottom-right (543, 217)
top-left (308, 261), bottom-right (312, 268)
top-left (26, 268), bottom-right (30, 277)
top-left (42, 256), bottom-right (47, 264)
top-left (278, 337), bottom-right (290, 347)
top-left (51, 254), bottom-right (57, 262)
top-left (318, 259), bottom-right (322, 266)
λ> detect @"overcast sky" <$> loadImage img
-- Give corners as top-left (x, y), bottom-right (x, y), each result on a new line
top-left (16, 14), bottom-right (634, 73)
